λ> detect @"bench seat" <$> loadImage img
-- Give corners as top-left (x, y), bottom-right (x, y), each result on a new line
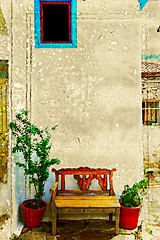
top-left (50, 167), bottom-right (120, 236)
top-left (55, 195), bottom-right (120, 208)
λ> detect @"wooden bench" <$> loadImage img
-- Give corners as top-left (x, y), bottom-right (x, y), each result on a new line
top-left (50, 167), bottom-right (120, 235)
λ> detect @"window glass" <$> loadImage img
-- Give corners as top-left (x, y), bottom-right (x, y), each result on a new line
top-left (146, 102), bottom-right (159, 108)
top-left (142, 102), bottom-right (145, 108)
top-left (142, 101), bottom-right (160, 125)
top-left (41, 2), bottom-right (71, 43)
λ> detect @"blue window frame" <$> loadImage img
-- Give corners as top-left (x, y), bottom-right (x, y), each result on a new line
top-left (34, 0), bottom-right (77, 48)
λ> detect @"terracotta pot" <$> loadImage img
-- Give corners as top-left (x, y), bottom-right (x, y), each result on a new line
top-left (22, 199), bottom-right (47, 228)
top-left (120, 205), bottom-right (141, 229)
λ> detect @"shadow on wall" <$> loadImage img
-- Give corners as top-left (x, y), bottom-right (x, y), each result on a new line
top-left (17, 204), bottom-right (24, 225)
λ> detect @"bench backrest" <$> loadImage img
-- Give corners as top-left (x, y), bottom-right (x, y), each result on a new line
top-left (52, 167), bottom-right (117, 196)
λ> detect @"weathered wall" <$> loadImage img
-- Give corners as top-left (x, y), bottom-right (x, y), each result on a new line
top-left (141, 2), bottom-right (160, 172)
top-left (141, 1), bottom-right (160, 58)
top-left (1, 0), bottom-right (152, 235)
top-left (142, 77), bottom-right (160, 99)
top-left (143, 126), bottom-right (160, 170)
top-left (0, 7), bottom-right (8, 60)
top-left (9, 0), bottom-right (144, 226)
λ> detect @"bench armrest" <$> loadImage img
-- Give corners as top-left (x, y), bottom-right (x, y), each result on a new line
top-left (50, 181), bottom-right (58, 195)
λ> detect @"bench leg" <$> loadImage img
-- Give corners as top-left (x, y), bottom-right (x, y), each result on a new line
top-left (50, 201), bottom-right (57, 235)
top-left (115, 207), bottom-right (120, 235)
top-left (109, 213), bottom-right (112, 222)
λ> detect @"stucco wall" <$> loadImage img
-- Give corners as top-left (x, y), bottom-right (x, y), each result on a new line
top-left (0, 0), bottom-right (150, 234)
top-left (141, 1), bottom-right (160, 58)
top-left (9, 0), bottom-right (144, 226)
top-left (143, 127), bottom-right (160, 168)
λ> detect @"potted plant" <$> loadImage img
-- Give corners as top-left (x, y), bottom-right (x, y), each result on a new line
top-left (9, 109), bottom-right (60, 228)
top-left (119, 178), bottom-right (148, 229)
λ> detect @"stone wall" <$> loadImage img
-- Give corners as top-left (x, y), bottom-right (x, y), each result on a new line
top-left (141, 1), bottom-right (160, 174)
top-left (142, 77), bottom-right (160, 100)
top-left (142, 76), bottom-right (160, 171)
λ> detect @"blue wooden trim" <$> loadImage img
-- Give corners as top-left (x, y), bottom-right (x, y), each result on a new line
top-left (138, 0), bottom-right (149, 11)
top-left (34, 0), bottom-right (77, 48)
top-left (141, 54), bottom-right (160, 62)
top-left (36, 0), bottom-right (72, 2)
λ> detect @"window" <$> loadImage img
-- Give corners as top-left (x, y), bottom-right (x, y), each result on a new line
top-left (142, 100), bottom-right (160, 125)
top-left (34, 0), bottom-right (77, 48)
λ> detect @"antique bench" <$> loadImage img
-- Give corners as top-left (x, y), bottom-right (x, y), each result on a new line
top-left (50, 167), bottom-right (120, 235)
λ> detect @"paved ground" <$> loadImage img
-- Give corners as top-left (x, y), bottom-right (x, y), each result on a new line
top-left (12, 220), bottom-right (139, 240)
top-left (142, 172), bottom-right (160, 239)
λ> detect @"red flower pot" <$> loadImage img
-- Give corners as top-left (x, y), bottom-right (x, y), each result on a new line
top-left (120, 205), bottom-right (141, 229)
top-left (22, 199), bottom-right (47, 228)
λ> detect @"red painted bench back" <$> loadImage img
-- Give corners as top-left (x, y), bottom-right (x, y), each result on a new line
top-left (52, 167), bottom-right (117, 196)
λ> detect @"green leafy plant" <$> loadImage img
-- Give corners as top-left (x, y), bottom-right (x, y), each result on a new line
top-left (119, 179), bottom-right (148, 208)
top-left (148, 230), bottom-right (153, 235)
top-left (9, 109), bottom-right (60, 206)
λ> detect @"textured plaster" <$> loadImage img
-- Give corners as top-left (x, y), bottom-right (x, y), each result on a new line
top-left (10, 0), bottom-right (144, 227)
top-left (0, 6), bottom-right (9, 60)
top-left (31, 17), bottom-right (143, 190)
top-left (0, 182), bottom-right (11, 218)
top-left (141, 2), bottom-right (160, 60)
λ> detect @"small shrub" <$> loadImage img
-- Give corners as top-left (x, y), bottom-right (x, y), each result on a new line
top-left (9, 109), bottom-right (60, 206)
top-left (119, 179), bottom-right (148, 208)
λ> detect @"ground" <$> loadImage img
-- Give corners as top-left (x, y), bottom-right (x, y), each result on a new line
top-left (11, 219), bottom-right (141, 240)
